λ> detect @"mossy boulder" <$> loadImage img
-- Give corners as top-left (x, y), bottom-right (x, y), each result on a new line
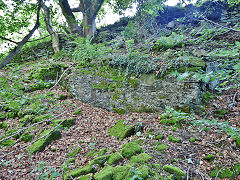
top-left (27, 130), bottom-right (61, 154)
top-left (89, 155), bottom-right (109, 166)
top-left (108, 119), bottom-right (136, 140)
top-left (31, 64), bottom-right (65, 81)
top-left (112, 165), bottom-right (134, 180)
top-left (52, 118), bottom-right (76, 128)
top-left (6, 129), bottom-right (21, 139)
top-left (156, 144), bottom-right (168, 151)
top-left (79, 173), bottom-right (93, 180)
top-left (64, 165), bottom-right (94, 180)
top-left (130, 153), bottom-right (152, 163)
top-left (203, 154), bottom-right (215, 162)
top-left (20, 133), bottom-right (34, 142)
top-left (138, 165), bottom-right (151, 179)
top-left (0, 138), bottom-right (15, 147)
top-left (66, 147), bottom-right (81, 158)
top-left (121, 142), bottom-right (143, 158)
top-left (168, 135), bottom-right (181, 143)
top-left (163, 165), bottom-right (186, 180)
top-left (94, 166), bottom-right (114, 180)
top-left (108, 152), bottom-right (123, 165)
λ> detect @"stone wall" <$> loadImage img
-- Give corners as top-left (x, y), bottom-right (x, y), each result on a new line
top-left (67, 72), bottom-right (200, 113)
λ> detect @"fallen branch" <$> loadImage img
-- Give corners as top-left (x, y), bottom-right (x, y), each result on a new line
top-left (0, 110), bottom-right (66, 144)
top-left (0, 116), bottom-right (70, 159)
top-left (49, 63), bottom-right (75, 91)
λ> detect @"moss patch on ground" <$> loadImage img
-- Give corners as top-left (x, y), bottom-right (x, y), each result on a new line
top-left (108, 119), bottom-right (135, 140)
top-left (64, 165), bottom-right (94, 180)
top-left (130, 153), bottom-right (152, 163)
top-left (108, 152), bottom-right (123, 165)
top-left (163, 165), bottom-right (186, 180)
top-left (27, 130), bottom-right (61, 154)
top-left (94, 166), bottom-right (114, 180)
top-left (121, 142), bottom-right (143, 158)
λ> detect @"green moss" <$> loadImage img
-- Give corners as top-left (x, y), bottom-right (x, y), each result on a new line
top-left (89, 155), bottom-right (109, 166)
top-left (64, 165), bottom-right (94, 180)
top-left (0, 122), bottom-right (8, 130)
top-left (236, 138), bottom-right (240, 148)
top-left (73, 109), bottom-right (82, 115)
top-left (233, 163), bottom-right (240, 175)
top-left (112, 165), bottom-right (134, 180)
top-left (33, 114), bottom-right (52, 123)
top-left (135, 139), bottom-right (144, 144)
top-left (58, 94), bottom-right (68, 100)
top-left (108, 119), bottom-right (135, 140)
top-left (213, 110), bottom-right (227, 118)
top-left (31, 64), bottom-right (64, 80)
top-left (108, 152), bottom-right (123, 165)
top-left (210, 168), bottom-right (233, 178)
top-left (130, 153), bottom-right (152, 163)
top-left (177, 66), bottom-right (201, 73)
top-left (66, 147), bottom-right (81, 158)
top-left (19, 115), bottom-right (35, 125)
top-left (98, 148), bottom-right (107, 156)
top-left (6, 129), bottom-right (20, 139)
top-left (27, 130), bottom-right (61, 154)
top-left (20, 133), bottom-right (34, 142)
top-left (163, 165), bottom-right (186, 180)
top-left (121, 142), bottom-right (143, 158)
top-left (138, 165), bottom-right (151, 179)
top-left (52, 118), bottom-right (76, 128)
top-left (200, 91), bottom-right (216, 104)
top-left (168, 135), bottom-right (181, 143)
top-left (190, 137), bottom-right (196, 142)
top-left (0, 111), bottom-right (6, 121)
top-left (86, 150), bottom-right (97, 158)
top-left (156, 134), bottom-right (164, 140)
top-left (78, 174), bottom-right (93, 180)
top-left (113, 108), bottom-right (126, 114)
top-left (156, 144), bottom-right (168, 151)
top-left (0, 138), bottom-right (15, 147)
top-left (94, 166), bottom-right (114, 180)
top-left (203, 154), bottom-right (215, 161)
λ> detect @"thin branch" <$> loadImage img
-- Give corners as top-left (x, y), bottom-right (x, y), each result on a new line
top-left (0, 36), bottom-right (19, 44)
top-left (202, 17), bottom-right (240, 32)
top-left (0, 110), bottom-right (66, 144)
top-left (49, 63), bottom-right (75, 90)
top-left (27, 34), bottom-right (52, 42)
top-left (0, 116), bottom-right (70, 159)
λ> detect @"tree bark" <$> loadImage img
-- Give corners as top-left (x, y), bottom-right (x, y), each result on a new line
top-left (43, 3), bottom-right (60, 53)
top-left (71, 0), bottom-right (104, 37)
top-left (0, 0), bottom-right (42, 69)
top-left (58, 0), bottom-right (82, 35)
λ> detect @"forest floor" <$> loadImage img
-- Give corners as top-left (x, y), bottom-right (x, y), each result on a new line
top-left (0, 60), bottom-right (239, 180)
top-left (0, 22), bottom-right (240, 180)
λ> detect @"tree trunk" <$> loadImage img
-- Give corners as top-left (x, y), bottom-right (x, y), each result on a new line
top-left (0, 0), bottom-right (42, 69)
top-left (58, 0), bottom-right (82, 35)
top-left (83, 13), bottom-right (96, 37)
top-left (43, 3), bottom-right (60, 53)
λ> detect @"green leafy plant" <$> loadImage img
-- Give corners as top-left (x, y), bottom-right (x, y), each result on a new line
top-left (153, 32), bottom-right (186, 51)
top-left (192, 119), bottom-right (240, 139)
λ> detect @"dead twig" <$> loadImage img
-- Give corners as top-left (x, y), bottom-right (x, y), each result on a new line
top-left (49, 63), bottom-right (75, 91)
